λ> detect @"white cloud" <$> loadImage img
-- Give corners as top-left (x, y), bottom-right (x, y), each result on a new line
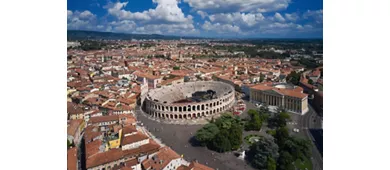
top-left (303, 9), bottom-right (323, 24)
top-left (202, 21), bottom-right (241, 34)
top-left (285, 13), bottom-right (299, 21)
top-left (184, 0), bottom-right (291, 13)
top-left (103, 0), bottom-right (198, 35)
top-left (67, 10), bottom-right (97, 30)
top-left (79, 10), bottom-right (95, 20)
top-left (273, 12), bottom-right (285, 22)
top-left (208, 12), bottom-right (264, 28)
top-left (106, 0), bottom-right (192, 23)
top-left (197, 11), bottom-right (208, 19)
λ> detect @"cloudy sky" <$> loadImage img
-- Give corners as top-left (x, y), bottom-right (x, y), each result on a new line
top-left (68, 0), bottom-right (323, 38)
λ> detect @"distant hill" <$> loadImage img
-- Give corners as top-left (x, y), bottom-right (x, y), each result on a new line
top-left (67, 30), bottom-right (204, 40)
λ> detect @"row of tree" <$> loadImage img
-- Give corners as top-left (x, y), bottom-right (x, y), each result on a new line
top-left (195, 114), bottom-right (243, 153)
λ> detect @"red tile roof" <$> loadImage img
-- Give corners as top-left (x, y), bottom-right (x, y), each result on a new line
top-left (89, 115), bottom-right (119, 124)
top-left (141, 147), bottom-right (181, 170)
top-left (67, 147), bottom-right (78, 170)
top-left (121, 132), bottom-right (149, 146)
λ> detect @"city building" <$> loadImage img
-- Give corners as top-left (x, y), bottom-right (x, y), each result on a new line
top-left (249, 83), bottom-right (309, 115)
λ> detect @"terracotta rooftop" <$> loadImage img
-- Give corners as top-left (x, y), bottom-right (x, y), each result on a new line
top-left (67, 119), bottom-right (83, 137)
top-left (67, 147), bottom-right (78, 170)
top-left (188, 161), bottom-right (215, 170)
top-left (122, 125), bottom-right (137, 135)
top-left (86, 148), bottom-right (123, 169)
top-left (141, 147), bottom-right (181, 170)
top-left (89, 115), bottom-right (119, 124)
top-left (121, 132), bottom-right (149, 146)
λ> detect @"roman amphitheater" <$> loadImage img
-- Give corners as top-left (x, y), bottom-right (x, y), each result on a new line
top-left (141, 81), bottom-right (235, 124)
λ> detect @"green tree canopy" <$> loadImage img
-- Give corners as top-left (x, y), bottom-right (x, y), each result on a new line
top-left (267, 157), bottom-right (277, 170)
top-left (228, 122), bottom-right (243, 150)
top-left (247, 137), bottom-right (279, 169)
top-left (286, 71), bottom-right (301, 85)
top-left (209, 129), bottom-right (232, 153)
top-left (245, 112), bottom-right (262, 131)
top-left (277, 151), bottom-right (295, 170)
top-left (195, 123), bottom-right (220, 146)
top-left (274, 127), bottom-right (290, 148)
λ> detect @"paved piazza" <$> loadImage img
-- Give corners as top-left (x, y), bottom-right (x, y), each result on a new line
top-left (135, 106), bottom-right (256, 170)
top-left (142, 81), bottom-right (235, 124)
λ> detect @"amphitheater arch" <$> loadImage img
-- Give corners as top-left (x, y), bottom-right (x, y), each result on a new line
top-left (188, 114), bottom-right (191, 119)
top-left (197, 113), bottom-right (200, 117)
top-left (170, 106), bottom-right (173, 112)
top-left (170, 114), bottom-right (173, 119)
top-left (192, 105), bottom-right (196, 111)
top-left (193, 113), bottom-right (196, 118)
top-left (174, 107), bottom-right (177, 112)
top-left (202, 104), bottom-right (205, 110)
top-left (179, 107), bottom-right (182, 112)
top-left (179, 114), bottom-right (182, 119)
top-left (183, 114), bottom-right (187, 119)
top-left (202, 112), bottom-right (205, 116)
top-left (174, 114), bottom-right (178, 119)
top-left (197, 105), bottom-right (200, 110)
top-left (183, 106), bottom-right (187, 112)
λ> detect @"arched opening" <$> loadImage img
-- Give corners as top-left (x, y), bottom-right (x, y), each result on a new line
top-left (206, 111), bottom-right (209, 115)
top-left (202, 112), bottom-right (205, 116)
top-left (183, 106), bottom-right (187, 112)
top-left (170, 114), bottom-right (173, 119)
top-left (193, 113), bottom-right (196, 118)
top-left (192, 105), bottom-right (196, 111)
top-left (174, 107), bottom-right (177, 112)
top-left (197, 113), bottom-right (200, 117)
top-left (188, 114), bottom-right (191, 119)
top-left (179, 107), bottom-right (182, 112)
top-left (174, 114), bottom-right (178, 119)
top-left (179, 114), bottom-right (182, 119)
top-left (162, 107), bottom-right (164, 111)
top-left (202, 105), bottom-right (205, 110)
top-left (183, 114), bottom-right (187, 119)
top-left (188, 105), bottom-right (191, 111)
top-left (197, 105), bottom-right (200, 110)
top-left (170, 106), bottom-right (173, 111)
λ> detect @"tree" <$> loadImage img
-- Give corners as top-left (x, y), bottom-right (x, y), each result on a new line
top-left (287, 137), bottom-right (312, 160)
top-left (286, 71), bottom-right (301, 85)
top-left (308, 79), bottom-right (314, 85)
top-left (173, 66), bottom-right (180, 70)
top-left (260, 73), bottom-right (265, 82)
top-left (277, 151), bottom-right (295, 170)
top-left (274, 127), bottom-right (290, 148)
top-left (245, 113), bottom-right (262, 131)
top-left (247, 109), bottom-right (258, 117)
top-left (195, 123), bottom-right (220, 146)
top-left (247, 137), bottom-right (279, 169)
top-left (209, 130), bottom-right (232, 153)
top-left (228, 122), bottom-right (243, 150)
top-left (267, 157), bottom-right (277, 170)
top-left (271, 111), bottom-right (291, 128)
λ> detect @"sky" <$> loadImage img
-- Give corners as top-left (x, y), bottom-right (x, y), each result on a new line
top-left (67, 0), bottom-right (323, 38)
